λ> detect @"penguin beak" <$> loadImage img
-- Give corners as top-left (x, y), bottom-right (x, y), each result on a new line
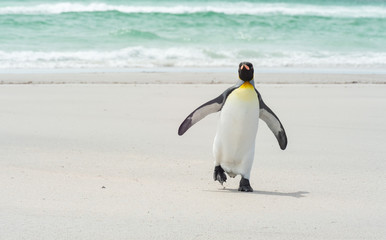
top-left (241, 64), bottom-right (250, 71)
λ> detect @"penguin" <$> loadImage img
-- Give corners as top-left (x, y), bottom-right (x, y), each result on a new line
top-left (178, 62), bottom-right (287, 192)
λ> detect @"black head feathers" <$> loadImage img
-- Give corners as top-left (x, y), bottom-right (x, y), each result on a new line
top-left (238, 62), bottom-right (254, 81)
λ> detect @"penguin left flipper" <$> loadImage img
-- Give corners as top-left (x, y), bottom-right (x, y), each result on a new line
top-left (256, 90), bottom-right (288, 150)
top-left (178, 86), bottom-right (237, 136)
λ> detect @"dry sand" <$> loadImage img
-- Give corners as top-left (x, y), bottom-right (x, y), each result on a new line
top-left (0, 72), bottom-right (385, 239)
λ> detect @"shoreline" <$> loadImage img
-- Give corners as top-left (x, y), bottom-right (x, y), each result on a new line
top-left (2, 67), bottom-right (386, 74)
top-left (0, 70), bottom-right (385, 84)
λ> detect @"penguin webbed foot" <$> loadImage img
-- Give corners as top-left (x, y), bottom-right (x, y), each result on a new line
top-left (238, 177), bottom-right (253, 192)
top-left (213, 166), bottom-right (227, 185)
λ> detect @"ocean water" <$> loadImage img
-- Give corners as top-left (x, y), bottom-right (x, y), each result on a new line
top-left (0, 0), bottom-right (386, 69)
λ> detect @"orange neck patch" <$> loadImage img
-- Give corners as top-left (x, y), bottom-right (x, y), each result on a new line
top-left (240, 81), bottom-right (254, 89)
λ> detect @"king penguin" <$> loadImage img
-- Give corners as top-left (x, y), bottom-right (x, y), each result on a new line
top-left (178, 62), bottom-right (287, 192)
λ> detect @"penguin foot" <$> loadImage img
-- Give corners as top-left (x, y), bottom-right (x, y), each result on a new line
top-left (213, 165), bottom-right (227, 185)
top-left (238, 177), bottom-right (253, 192)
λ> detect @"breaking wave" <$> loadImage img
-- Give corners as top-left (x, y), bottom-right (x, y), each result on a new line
top-left (0, 2), bottom-right (385, 18)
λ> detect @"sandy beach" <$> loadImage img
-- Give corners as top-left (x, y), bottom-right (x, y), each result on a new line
top-left (0, 72), bottom-right (385, 239)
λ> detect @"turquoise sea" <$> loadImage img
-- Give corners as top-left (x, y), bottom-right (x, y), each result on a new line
top-left (0, 0), bottom-right (386, 69)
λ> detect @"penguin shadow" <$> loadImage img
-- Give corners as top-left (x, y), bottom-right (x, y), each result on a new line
top-left (206, 188), bottom-right (309, 198)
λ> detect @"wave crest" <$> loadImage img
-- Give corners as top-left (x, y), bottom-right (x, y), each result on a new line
top-left (0, 2), bottom-right (385, 18)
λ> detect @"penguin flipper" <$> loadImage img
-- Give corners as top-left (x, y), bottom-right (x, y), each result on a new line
top-left (178, 86), bottom-right (236, 136)
top-left (257, 91), bottom-right (288, 150)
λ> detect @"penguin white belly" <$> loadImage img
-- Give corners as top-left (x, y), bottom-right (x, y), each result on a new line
top-left (213, 82), bottom-right (259, 179)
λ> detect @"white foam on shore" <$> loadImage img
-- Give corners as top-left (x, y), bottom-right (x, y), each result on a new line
top-left (1, 48), bottom-right (386, 70)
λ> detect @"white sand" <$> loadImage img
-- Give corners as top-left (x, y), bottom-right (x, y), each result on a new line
top-left (0, 73), bottom-right (385, 239)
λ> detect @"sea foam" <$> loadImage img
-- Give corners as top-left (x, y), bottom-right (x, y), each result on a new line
top-left (1, 48), bottom-right (386, 69)
top-left (0, 2), bottom-right (385, 18)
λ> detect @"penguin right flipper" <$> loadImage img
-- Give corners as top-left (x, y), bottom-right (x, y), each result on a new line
top-left (178, 86), bottom-right (237, 136)
top-left (256, 90), bottom-right (288, 150)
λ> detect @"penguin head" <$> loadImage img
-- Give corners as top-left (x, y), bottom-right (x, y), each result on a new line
top-left (238, 62), bottom-right (254, 82)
